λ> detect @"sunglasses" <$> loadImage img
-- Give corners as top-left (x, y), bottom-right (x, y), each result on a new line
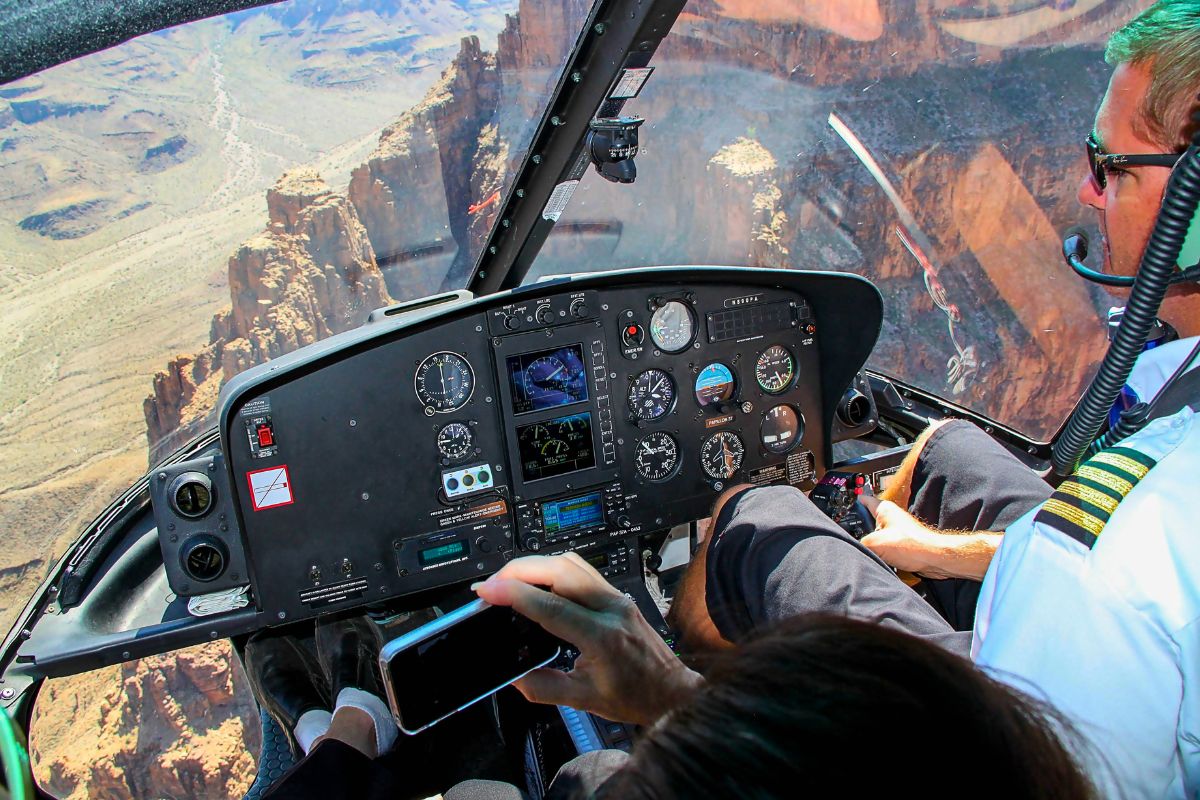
top-left (1086, 133), bottom-right (1181, 190)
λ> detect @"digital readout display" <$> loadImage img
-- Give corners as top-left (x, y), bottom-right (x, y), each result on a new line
top-left (507, 344), bottom-right (589, 415)
top-left (516, 412), bottom-right (596, 482)
top-left (542, 492), bottom-right (604, 535)
top-left (419, 539), bottom-right (468, 568)
top-left (584, 550), bottom-right (608, 570)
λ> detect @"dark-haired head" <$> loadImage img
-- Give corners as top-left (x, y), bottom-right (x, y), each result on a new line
top-left (600, 615), bottom-right (1093, 799)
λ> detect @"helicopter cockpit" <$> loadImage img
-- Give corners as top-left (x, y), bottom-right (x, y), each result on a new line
top-left (3, 0), bottom-right (1196, 797)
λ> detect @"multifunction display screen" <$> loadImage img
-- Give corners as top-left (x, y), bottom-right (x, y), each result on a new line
top-left (542, 492), bottom-right (604, 535)
top-left (506, 344), bottom-right (589, 415)
top-left (516, 412), bottom-right (596, 482)
top-left (419, 539), bottom-right (468, 568)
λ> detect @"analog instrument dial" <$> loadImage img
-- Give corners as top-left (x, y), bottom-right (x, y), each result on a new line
top-left (634, 432), bottom-right (680, 482)
top-left (700, 431), bottom-right (745, 480)
top-left (415, 352), bottom-right (475, 412)
top-left (649, 300), bottom-right (695, 353)
top-left (761, 404), bottom-right (803, 454)
top-left (628, 368), bottom-right (676, 421)
top-left (436, 422), bottom-right (474, 461)
top-left (755, 345), bottom-right (796, 395)
top-left (694, 362), bottom-right (736, 408)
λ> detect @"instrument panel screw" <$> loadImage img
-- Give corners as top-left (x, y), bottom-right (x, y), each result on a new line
top-left (571, 71), bottom-right (582, 83)
top-left (1, 688), bottom-right (15, 700)
top-left (486, 397), bottom-right (493, 404)
top-left (516, 189), bottom-right (526, 198)
top-left (475, 325), bottom-right (483, 332)
top-left (532, 155), bottom-right (542, 164)
top-left (121, 651), bottom-right (131, 660)
top-left (169, 534), bottom-right (178, 543)
top-left (361, 492), bottom-right (370, 501)
top-left (277, 611), bottom-right (287, 620)
top-left (1028, 446), bottom-right (1038, 455)
top-left (550, 116), bottom-right (562, 127)
top-left (349, 419), bottom-right (357, 427)
top-left (594, 22), bottom-right (606, 34)
top-left (374, 563), bottom-right (384, 572)
top-left (158, 473), bottom-right (167, 481)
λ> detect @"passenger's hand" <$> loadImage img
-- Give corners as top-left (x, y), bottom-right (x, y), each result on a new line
top-left (473, 553), bottom-right (703, 726)
top-left (858, 496), bottom-right (1000, 581)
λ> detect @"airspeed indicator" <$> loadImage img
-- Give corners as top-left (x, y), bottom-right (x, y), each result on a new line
top-left (634, 432), bottom-right (680, 482)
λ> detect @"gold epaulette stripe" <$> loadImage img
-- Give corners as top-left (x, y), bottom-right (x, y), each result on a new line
top-left (1076, 465), bottom-right (1133, 496)
top-left (1090, 451), bottom-right (1152, 481)
top-left (1034, 445), bottom-right (1158, 549)
top-left (1055, 480), bottom-right (1121, 515)
top-left (1039, 498), bottom-right (1107, 537)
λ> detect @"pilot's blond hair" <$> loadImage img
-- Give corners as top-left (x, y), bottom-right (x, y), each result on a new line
top-left (1106, 0), bottom-right (1200, 149)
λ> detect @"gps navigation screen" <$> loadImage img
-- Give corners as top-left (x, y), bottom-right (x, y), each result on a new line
top-left (542, 492), bottom-right (604, 535)
top-left (516, 412), bottom-right (596, 481)
top-left (507, 344), bottom-right (589, 415)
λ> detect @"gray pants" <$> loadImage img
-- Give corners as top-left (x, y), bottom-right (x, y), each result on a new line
top-left (704, 420), bottom-right (1052, 656)
top-left (444, 749), bottom-right (628, 800)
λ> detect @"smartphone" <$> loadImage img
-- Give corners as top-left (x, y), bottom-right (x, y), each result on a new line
top-left (378, 598), bottom-right (562, 735)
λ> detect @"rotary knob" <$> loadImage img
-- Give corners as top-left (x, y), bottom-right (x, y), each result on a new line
top-left (570, 299), bottom-right (588, 318)
top-left (534, 304), bottom-right (553, 324)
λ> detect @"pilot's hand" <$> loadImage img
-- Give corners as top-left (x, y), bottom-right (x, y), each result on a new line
top-left (474, 553), bottom-right (703, 726)
top-left (858, 496), bottom-right (1000, 582)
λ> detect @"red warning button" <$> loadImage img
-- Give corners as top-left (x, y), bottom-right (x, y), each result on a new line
top-left (256, 424), bottom-right (274, 447)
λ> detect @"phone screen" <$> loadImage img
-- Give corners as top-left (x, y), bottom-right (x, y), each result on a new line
top-left (381, 600), bottom-right (561, 734)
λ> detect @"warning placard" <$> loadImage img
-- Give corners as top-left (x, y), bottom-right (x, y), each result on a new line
top-left (247, 466), bottom-right (294, 510)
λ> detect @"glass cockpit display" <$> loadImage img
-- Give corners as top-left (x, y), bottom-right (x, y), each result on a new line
top-left (516, 412), bottom-right (596, 481)
top-left (507, 344), bottom-right (589, 415)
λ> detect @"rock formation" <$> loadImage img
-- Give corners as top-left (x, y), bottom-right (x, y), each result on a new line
top-left (32, 641), bottom-right (260, 800)
top-left (144, 168), bottom-right (390, 462)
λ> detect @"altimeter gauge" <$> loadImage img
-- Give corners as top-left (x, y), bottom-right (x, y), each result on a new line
top-left (760, 405), bottom-right (803, 454)
top-left (415, 352), bottom-right (475, 412)
top-left (649, 300), bottom-right (695, 353)
top-left (436, 422), bottom-right (474, 461)
top-left (628, 368), bottom-right (676, 421)
top-left (699, 431), bottom-right (745, 480)
top-left (634, 432), bottom-right (680, 482)
top-left (755, 345), bottom-right (796, 395)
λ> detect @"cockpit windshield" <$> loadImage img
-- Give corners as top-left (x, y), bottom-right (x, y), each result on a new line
top-left (0, 0), bottom-right (1150, 796)
top-left (527, 0), bottom-right (1141, 441)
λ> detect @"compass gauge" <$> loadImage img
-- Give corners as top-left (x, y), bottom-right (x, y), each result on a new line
top-left (415, 352), bottom-right (474, 412)
top-left (699, 431), bottom-right (745, 480)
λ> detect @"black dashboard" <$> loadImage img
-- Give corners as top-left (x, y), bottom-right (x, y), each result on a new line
top-left (147, 267), bottom-right (881, 624)
top-left (10, 267), bottom-right (882, 679)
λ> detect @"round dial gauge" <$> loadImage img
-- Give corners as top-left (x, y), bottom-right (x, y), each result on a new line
top-left (628, 369), bottom-right (676, 421)
top-left (634, 432), bottom-right (680, 482)
top-left (700, 431), bottom-right (745, 480)
top-left (694, 363), bottom-right (736, 408)
top-left (761, 405), bottom-right (803, 454)
top-left (415, 352), bottom-right (475, 412)
top-left (755, 345), bottom-right (796, 395)
top-left (649, 300), bottom-right (695, 353)
top-left (436, 422), bottom-right (474, 461)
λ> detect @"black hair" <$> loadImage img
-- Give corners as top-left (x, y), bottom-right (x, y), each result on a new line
top-left (600, 615), bottom-right (1094, 799)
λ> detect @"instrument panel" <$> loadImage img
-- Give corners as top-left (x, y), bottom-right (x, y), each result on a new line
top-left (147, 268), bottom-right (882, 624)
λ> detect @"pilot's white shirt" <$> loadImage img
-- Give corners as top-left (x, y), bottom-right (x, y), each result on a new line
top-left (973, 337), bottom-right (1200, 798)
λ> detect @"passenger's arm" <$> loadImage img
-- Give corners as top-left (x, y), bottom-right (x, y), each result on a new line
top-left (474, 553), bottom-right (704, 727)
top-left (859, 496), bottom-right (1001, 581)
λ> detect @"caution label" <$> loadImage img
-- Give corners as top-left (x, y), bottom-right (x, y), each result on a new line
top-left (247, 465), bottom-right (294, 510)
top-left (433, 499), bottom-right (509, 528)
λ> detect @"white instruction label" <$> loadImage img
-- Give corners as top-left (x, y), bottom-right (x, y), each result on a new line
top-left (247, 465), bottom-right (294, 510)
top-left (542, 180), bottom-right (580, 222)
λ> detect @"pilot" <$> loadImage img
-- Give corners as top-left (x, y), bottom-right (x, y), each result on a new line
top-left (665, 2), bottom-right (1200, 797)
